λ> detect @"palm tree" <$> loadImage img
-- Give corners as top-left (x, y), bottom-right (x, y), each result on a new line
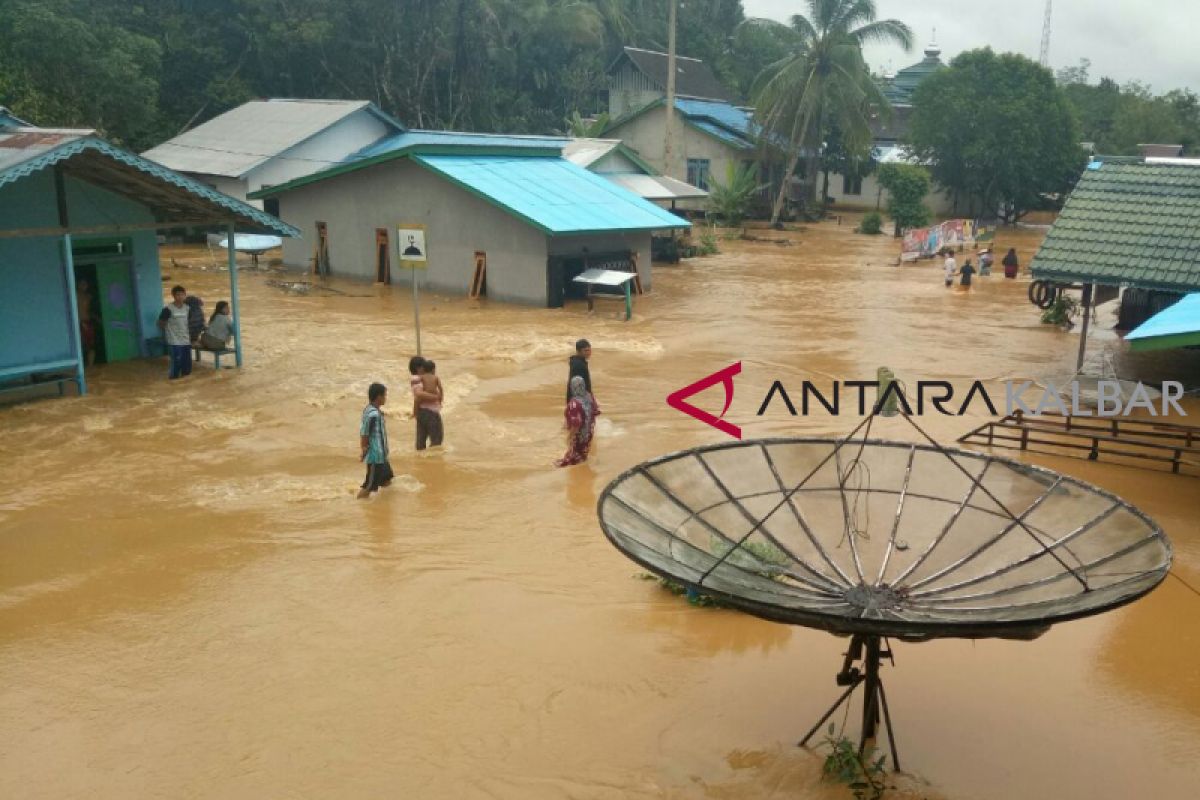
top-left (746, 0), bottom-right (913, 226)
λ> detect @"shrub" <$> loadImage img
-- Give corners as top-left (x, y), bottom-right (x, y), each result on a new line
top-left (859, 212), bottom-right (883, 235)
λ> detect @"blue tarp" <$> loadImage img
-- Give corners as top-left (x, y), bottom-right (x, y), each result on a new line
top-left (415, 155), bottom-right (690, 235)
top-left (1126, 293), bottom-right (1200, 350)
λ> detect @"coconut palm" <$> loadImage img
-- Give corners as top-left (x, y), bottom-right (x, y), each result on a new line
top-left (746, 0), bottom-right (913, 226)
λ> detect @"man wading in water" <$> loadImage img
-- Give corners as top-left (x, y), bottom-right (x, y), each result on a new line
top-left (567, 339), bottom-right (592, 399)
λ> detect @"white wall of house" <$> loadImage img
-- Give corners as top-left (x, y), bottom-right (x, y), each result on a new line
top-left (825, 171), bottom-right (956, 217)
top-left (589, 149), bottom-right (643, 174)
top-left (607, 105), bottom-right (747, 212)
top-left (274, 159), bottom-right (655, 306)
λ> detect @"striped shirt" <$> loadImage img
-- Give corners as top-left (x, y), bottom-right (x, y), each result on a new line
top-left (360, 404), bottom-right (389, 463)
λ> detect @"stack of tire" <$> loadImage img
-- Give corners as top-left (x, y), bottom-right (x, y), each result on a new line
top-left (1028, 280), bottom-right (1060, 309)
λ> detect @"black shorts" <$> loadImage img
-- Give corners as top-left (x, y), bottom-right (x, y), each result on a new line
top-left (361, 460), bottom-right (394, 492)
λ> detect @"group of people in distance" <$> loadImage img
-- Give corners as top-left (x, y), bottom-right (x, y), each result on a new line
top-left (941, 247), bottom-right (1021, 289)
top-left (156, 285), bottom-right (236, 379)
top-left (356, 339), bottom-right (598, 500)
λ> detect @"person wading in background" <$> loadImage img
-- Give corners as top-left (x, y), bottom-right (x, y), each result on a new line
top-left (567, 339), bottom-right (592, 400)
top-left (358, 382), bottom-right (393, 499)
top-left (1002, 248), bottom-right (1020, 279)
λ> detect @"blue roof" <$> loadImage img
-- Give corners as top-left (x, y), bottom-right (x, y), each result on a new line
top-left (674, 98), bottom-right (752, 137)
top-left (689, 120), bottom-right (754, 150)
top-left (1126, 294), bottom-right (1200, 346)
top-left (414, 155), bottom-right (690, 235)
top-left (351, 129), bottom-right (568, 161)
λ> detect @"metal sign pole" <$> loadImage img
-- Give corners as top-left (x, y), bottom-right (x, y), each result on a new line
top-left (412, 264), bottom-right (421, 356)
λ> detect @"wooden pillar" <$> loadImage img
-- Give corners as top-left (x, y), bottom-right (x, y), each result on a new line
top-left (227, 223), bottom-right (244, 367)
top-left (1076, 283), bottom-right (1094, 372)
top-left (55, 166), bottom-right (86, 396)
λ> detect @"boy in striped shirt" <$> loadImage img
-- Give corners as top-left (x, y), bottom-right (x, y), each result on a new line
top-left (357, 382), bottom-right (393, 499)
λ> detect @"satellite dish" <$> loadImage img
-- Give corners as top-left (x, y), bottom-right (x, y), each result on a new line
top-left (597, 424), bottom-right (1171, 767)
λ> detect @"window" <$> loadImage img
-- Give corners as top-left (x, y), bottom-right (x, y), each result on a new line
top-left (842, 174), bottom-right (864, 196)
top-left (686, 158), bottom-right (711, 191)
top-left (264, 197), bottom-right (280, 217)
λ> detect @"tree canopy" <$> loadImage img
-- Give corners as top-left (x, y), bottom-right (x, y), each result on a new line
top-left (908, 48), bottom-right (1085, 223)
top-left (0, 0), bottom-right (768, 150)
top-left (747, 0), bottom-right (912, 225)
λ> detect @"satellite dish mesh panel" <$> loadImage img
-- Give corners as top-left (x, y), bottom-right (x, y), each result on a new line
top-left (599, 437), bottom-right (1171, 642)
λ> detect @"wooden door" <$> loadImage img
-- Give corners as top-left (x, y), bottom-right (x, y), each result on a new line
top-left (95, 261), bottom-right (138, 362)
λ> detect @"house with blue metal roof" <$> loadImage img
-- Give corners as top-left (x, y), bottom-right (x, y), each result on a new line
top-left (0, 125), bottom-right (297, 403)
top-left (250, 129), bottom-right (689, 308)
top-left (602, 48), bottom-right (770, 211)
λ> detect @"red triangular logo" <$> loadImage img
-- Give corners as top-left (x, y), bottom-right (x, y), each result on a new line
top-left (666, 362), bottom-right (742, 439)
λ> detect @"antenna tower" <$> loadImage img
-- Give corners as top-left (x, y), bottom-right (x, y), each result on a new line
top-left (1039, 0), bottom-right (1052, 67)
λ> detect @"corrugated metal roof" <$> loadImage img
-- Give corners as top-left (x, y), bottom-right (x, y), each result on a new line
top-left (1030, 161), bottom-right (1200, 293)
top-left (142, 99), bottom-right (398, 178)
top-left (414, 155), bottom-right (690, 235)
top-left (561, 138), bottom-right (623, 168)
top-left (1125, 293), bottom-right (1200, 349)
top-left (352, 129), bottom-right (566, 161)
top-left (0, 129), bottom-right (298, 236)
top-left (0, 106), bottom-right (32, 130)
top-left (675, 98), bottom-right (752, 137)
top-left (604, 173), bottom-right (708, 200)
top-left (689, 120), bottom-right (754, 151)
top-left (615, 47), bottom-right (733, 102)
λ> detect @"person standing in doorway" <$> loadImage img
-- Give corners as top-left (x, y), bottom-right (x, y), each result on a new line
top-left (567, 339), bottom-right (592, 400)
top-left (75, 279), bottom-right (97, 366)
top-left (358, 382), bottom-right (393, 499)
top-left (157, 285), bottom-right (192, 379)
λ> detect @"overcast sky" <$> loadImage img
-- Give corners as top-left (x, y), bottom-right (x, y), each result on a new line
top-left (740, 0), bottom-right (1200, 92)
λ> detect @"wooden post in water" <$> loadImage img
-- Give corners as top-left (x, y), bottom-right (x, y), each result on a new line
top-left (1076, 283), bottom-right (1094, 372)
top-left (227, 222), bottom-right (244, 367)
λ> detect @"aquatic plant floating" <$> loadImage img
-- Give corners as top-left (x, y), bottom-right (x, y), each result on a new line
top-left (596, 411), bottom-right (1171, 769)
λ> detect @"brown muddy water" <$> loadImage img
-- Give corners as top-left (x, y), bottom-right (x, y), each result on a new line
top-left (2, 218), bottom-right (1199, 799)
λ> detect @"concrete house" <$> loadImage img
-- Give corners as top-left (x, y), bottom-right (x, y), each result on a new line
top-left (250, 130), bottom-right (689, 308)
top-left (603, 48), bottom-right (761, 211)
top-left (0, 124), bottom-right (296, 402)
top-left (142, 99), bottom-right (404, 210)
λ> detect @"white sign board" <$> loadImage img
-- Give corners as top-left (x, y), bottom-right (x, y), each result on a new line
top-left (397, 225), bottom-right (427, 264)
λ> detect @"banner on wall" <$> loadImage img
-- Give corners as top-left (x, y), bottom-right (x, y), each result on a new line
top-left (901, 219), bottom-right (995, 262)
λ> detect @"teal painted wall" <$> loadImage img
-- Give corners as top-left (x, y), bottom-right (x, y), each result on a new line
top-left (0, 170), bottom-right (163, 370)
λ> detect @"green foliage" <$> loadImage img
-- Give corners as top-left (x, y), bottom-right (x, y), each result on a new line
top-left (697, 227), bottom-right (720, 256)
top-left (821, 727), bottom-right (888, 800)
top-left (745, 0), bottom-right (914, 225)
top-left (1059, 62), bottom-right (1200, 156)
top-left (0, 0), bottom-right (762, 150)
top-left (1040, 294), bottom-right (1080, 327)
top-left (876, 163), bottom-right (931, 236)
top-left (707, 162), bottom-right (763, 226)
top-left (564, 110), bottom-right (610, 137)
top-left (908, 48), bottom-right (1086, 224)
top-left (859, 212), bottom-right (883, 235)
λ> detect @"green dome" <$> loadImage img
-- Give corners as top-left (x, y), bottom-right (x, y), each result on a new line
top-left (882, 44), bottom-right (945, 105)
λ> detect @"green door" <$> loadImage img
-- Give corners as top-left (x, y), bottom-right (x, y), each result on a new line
top-left (95, 261), bottom-right (139, 362)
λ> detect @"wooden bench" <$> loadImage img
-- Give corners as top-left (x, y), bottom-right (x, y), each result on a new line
top-left (193, 345), bottom-right (236, 369)
top-left (0, 359), bottom-right (81, 401)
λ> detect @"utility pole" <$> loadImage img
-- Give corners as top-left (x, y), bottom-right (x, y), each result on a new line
top-left (1039, 0), bottom-right (1052, 67)
top-left (663, 0), bottom-right (678, 179)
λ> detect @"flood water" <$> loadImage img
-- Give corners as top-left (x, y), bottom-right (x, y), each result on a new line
top-left (2, 217), bottom-right (1199, 799)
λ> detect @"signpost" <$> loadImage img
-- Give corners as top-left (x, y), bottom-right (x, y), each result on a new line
top-left (397, 224), bottom-right (427, 355)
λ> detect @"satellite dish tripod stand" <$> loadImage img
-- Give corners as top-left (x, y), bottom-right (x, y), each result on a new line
top-left (799, 634), bottom-right (901, 771)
